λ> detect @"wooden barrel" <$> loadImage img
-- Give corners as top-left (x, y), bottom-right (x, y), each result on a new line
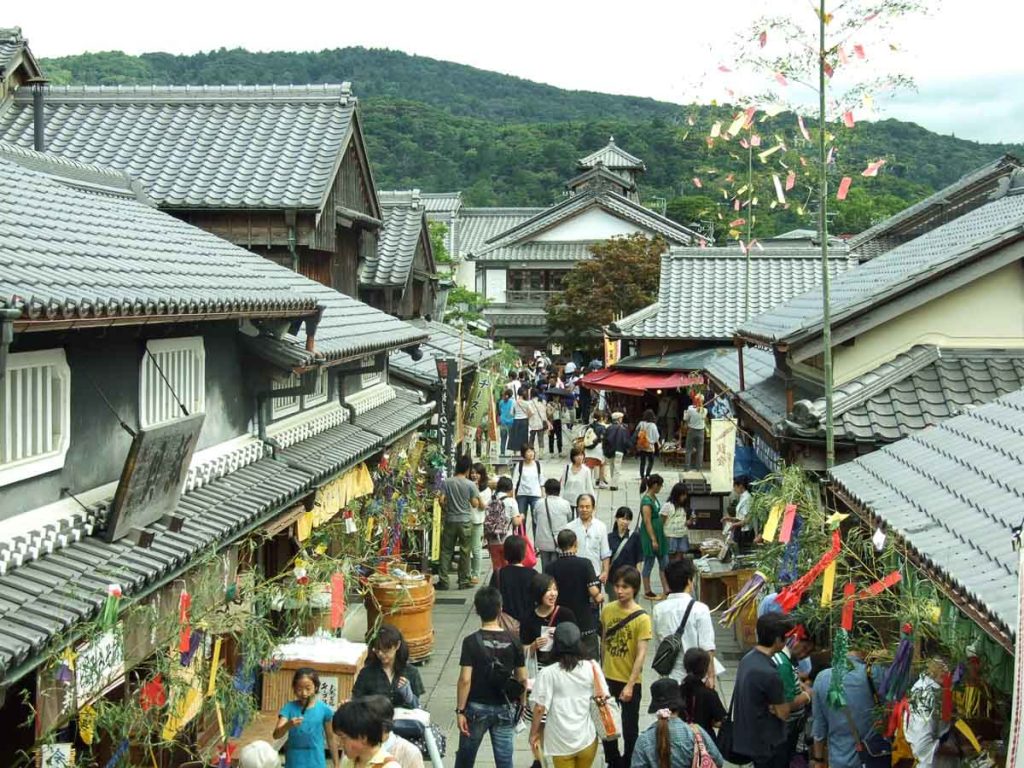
top-left (365, 578), bottom-right (435, 661)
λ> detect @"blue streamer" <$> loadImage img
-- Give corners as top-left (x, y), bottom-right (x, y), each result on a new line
top-left (778, 515), bottom-right (804, 583)
top-left (103, 740), bottom-right (129, 768)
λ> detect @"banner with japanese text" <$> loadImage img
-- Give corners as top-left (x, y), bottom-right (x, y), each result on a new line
top-left (709, 418), bottom-right (737, 493)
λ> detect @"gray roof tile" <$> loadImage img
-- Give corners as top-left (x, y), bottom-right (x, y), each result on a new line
top-left (351, 389), bottom-right (434, 442)
top-left (830, 387), bottom-right (1024, 637)
top-left (473, 190), bottom-right (705, 257)
top-left (848, 155), bottom-right (1022, 261)
top-left (578, 138), bottom-right (645, 171)
top-left (473, 241), bottom-right (597, 263)
top-left (786, 347), bottom-right (1024, 444)
top-left (453, 207), bottom-right (544, 259)
top-left (363, 192), bottom-right (428, 287)
top-left (0, 84), bottom-right (356, 209)
top-left (739, 173), bottom-right (1024, 344)
top-left (611, 247), bottom-right (855, 341)
top-left (389, 319), bottom-right (499, 388)
top-left (419, 192), bottom-right (462, 215)
top-left (0, 143), bottom-right (317, 323)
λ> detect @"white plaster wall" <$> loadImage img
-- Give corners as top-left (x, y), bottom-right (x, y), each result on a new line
top-left (531, 207), bottom-right (649, 241)
top-left (484, 268), bottom-right (507, 303)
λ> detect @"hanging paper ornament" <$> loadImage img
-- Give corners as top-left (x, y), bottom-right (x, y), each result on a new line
top-left (140, 673), bottom-right (168, 711)
top-left (777, 514), bottom-right (804, 587)
top-left (885, 697), bottom-right (910, 738)
top-left (178, 587), bottom-right (192, 655)
top-left (777, 529), bottom-right (840, 610)
top-left (180, 629), bottom-right (204, 667)
top-left (330, 572), bottom-right (346, 630)
top-left (211, 742), bottom-right (236, 767)
top-left (941, 672), bottom-right (954, 721)
top-left (820, 561), bottom-right (837, 606)
top-left (101, 584), bottom-right (122, 629)
top-left (79, 704), bottom-right (97, 745)
top-left (841, 582), bottom-right (857, 630)
top-left (56, 648), bottom-right (76, 685)
top-left (778, 503), bottom-right (798, 543)
top-left (343, 509), bottom-right (357, 535)
top-left (207, 637), bottom-right (223, 698)
top-left (720, 571), bottom-right (767, 626)
top-left (881, 624), bottom-right (915, 702)
top-left (855, 571), bottom-right (901, 600)
top-left (827, 628), bottom-right (852, 709)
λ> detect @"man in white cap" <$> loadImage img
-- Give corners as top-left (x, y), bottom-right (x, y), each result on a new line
top-left (603, 412), bottom-right (632, 491)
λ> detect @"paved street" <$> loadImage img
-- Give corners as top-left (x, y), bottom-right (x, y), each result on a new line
top-left (346, 455), bottom-right (745, 768)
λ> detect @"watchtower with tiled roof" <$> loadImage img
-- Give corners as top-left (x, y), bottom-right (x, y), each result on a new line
top-left (572, 136), bottom-right (646, 201)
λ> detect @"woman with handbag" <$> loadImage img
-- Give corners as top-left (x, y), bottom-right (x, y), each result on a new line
top-left (520, 573), bottom-right (578, 667)
top-left (561, 447), bottom-right (596, 517)
top-left (632, 678), bottom-right (723, 768)
top-left (529, 622), bottom-right (609, 768)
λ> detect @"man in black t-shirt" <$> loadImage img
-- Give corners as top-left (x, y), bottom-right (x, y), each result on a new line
top-left (732, 613), bottom-right (799, 768)
top-left (545, 528), bottom-right (605, 659)
top-left (455, 586), bottom-right (527, 768)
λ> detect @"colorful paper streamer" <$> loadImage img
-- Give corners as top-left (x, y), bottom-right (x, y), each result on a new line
top-left (330, 572), bottom-right (346, 630)
top-left (762, 503), bottom-right (783, 542)
top-left (778, 503), bottom-right (798, 543)
top-left (841, 582), bottom-right (856, 630)
top-left (207, 637), bottom-right (223, 698)
top-left (820, 561), bottom-right (837, 606)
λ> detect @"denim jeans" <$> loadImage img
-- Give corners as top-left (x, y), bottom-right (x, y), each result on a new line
top-left (638, 451), bottom-right (655, 479)
top-left (500, 424), bottom-right (511, 454)
top-left (685, 428), bottom-right (704, 470)
top-left (454, 700), bottom-right (516, 768)
top-left (517, 494), bottom-right (541, 536)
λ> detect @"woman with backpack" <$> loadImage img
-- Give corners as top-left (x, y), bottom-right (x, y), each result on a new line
top-left (484, 477), bottom-right (522, 571)
top-left (631, 678), bottom-right (723, 768)
top-left (561, 446), bottom-right (596, 518)
top-left (468, 463), bottom-right (492, 585)
top-left (634, 409), bottom-right (661, 481)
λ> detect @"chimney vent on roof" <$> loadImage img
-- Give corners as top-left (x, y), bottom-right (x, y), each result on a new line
top-left (1007, 168), bottom-right (1024, 197)
top-left (28, 77), bottom-right (48, 152)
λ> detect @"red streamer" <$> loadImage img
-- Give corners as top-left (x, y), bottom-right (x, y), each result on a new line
top-left (140, 674), bottom-right (167, 711)
top-left (941, 672), bottom-right (954, 721)
top-left (779, 503), bottom-right (798, 543)
top-left (330, 572), bottom-right (346, 630)
top-left (776, 530), bottom-right (842, 611)
top-left (178, 588), bottom-right (192, 654)
top-left (841, 582), bottom-right (856, 630)
top-left (886, 697), bottom-right (909, 738)
top-left (856, 571), bottom-right (902, 599)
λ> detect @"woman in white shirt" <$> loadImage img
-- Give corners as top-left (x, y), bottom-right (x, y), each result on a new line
top-left (469, 463), bottom-right (492, 585)
top-left (561, 446), bottom-right (596, 517)
top-left (510, 387), bottom-right (532, 455)
top-left (529, 622), bottom-right (608, 768)
top-left (528, 390), bottom-right (551, 456)
top-left (513, 444), bottom-right (545, 537)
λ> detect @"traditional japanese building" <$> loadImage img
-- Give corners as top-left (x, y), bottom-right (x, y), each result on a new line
top-left (445, 138), bottom-right (706, 351)
top-left (0, 142), bottom-right (433, 762)
top-left (714, 156), bottom-right (1024, 471)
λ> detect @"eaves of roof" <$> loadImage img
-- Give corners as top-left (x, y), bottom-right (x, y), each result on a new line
top-left (829, 387), bottom-right (1024, 643)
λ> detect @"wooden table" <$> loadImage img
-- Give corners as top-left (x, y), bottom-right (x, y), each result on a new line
top-left (696, 567), bottom-right (758, 647)
top-left (230, 711), bottom-right (285, 763)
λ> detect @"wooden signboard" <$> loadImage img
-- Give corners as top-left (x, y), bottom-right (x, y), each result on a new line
top-left (104, 414), bottom-right (205, 542)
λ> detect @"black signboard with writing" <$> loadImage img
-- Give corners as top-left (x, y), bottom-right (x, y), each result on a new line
top-left (103, 413), bottom-right (205, 542)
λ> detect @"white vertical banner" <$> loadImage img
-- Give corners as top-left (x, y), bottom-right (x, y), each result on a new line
top-left (709, 419), bottom-right (737, 493)
top-left (1007, 544), bottom-right (1024, 768)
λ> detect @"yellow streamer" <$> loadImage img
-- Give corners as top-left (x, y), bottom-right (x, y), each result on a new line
top-left (79, 704), bottom-right (96, 745)
top-left (762, 503), bottom-right (783, 542)
top-left (431, 498), bottom-right (443, 561)
top-left (727, 114), bottom-right (746, 137)
top-left (954, 719), bottom-right (981, 752)
top-left (820, 561), bottom-right (837, 606)
top-left (207, 637), bottom-right (222, 698)
top-left (216, 702), bottom-right (226, 741)
top-left (365, 516), bottom-right (375, 542)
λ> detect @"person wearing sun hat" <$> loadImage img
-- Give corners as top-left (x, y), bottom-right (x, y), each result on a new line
top-left (631, 678), bottom-right (723, 768)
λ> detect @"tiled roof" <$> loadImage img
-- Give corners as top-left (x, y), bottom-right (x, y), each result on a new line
top-left (474, 190), bottom-right (705, 256)
top-left (483, 308), bottom-right (548, 327)
top-left (566, 164), bottom-right (637, 193)
top-left (830, 387), bottom-right (1024, 638)
top-left (0, 28), bottom-right (27, 76)
top-left (453, 207), bottom-right (544, 259)
top-left (363, 192), bottom-right (427, 287)
top-left (738, 179), bottom-right (1024, 345)
top-left (0, 83), bottom-right (356, 209)
top-left (704, 347), bottom-right (776, 394)
top-left (578, 137), bottom-right (645, 171)
top-left (0, 393), bottom-right (432, 685)
top-left (785, 346), bottom-right (1024, 444)
top-left (0, 143), bottom-right (317, 324)
top-left (473, 241), bottom-right (597, 263)
top-left (389, 319), bottom-right (499, 388)
top-left (255, 269), bottom-right (429, 361)
top-left (609, 247), bottom-right (854, 341)
top-left (847, 155), bottom-right (1022, 262)
top-left (420, 192), bottom-right (462, 215)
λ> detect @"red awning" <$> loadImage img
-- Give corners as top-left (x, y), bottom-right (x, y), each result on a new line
top-left (580, 368), bottom-right (703, 396)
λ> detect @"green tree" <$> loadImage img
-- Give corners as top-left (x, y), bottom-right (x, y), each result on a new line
top-left (546, 234), bottom-right (666, 348)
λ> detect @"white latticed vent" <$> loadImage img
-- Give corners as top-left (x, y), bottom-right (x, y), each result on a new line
top-left (0, 349), bottom-right (72, 487)
top-left (140, 337), bottom-right (205, 428)
top-left (346, 383), bottom-right (396, 416)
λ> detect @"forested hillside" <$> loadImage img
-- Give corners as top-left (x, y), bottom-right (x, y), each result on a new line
top-left (41, 47), bottom-right (1024, 235)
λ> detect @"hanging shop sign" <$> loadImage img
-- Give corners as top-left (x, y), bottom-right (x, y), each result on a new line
top-left (709, 419), bottom-right (737, 493)
top-left (753, 433), bottom-right (781, 473)
top-left (105, 413), bottom-right (205, 541)
top-left (603, 336), bottom-right (621, 368)
top-left (39, 743), bottom-right (74, 768)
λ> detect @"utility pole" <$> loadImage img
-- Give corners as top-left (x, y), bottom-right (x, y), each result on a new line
top-left (818, 0), bottom-right (835, 468)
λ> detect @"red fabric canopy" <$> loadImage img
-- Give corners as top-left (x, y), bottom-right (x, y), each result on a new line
top-left (580, 368), bottom-right (703, 395)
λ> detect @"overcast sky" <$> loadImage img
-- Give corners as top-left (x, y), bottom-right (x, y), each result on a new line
top-left (11, 0), bottom-right (1024, 143)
